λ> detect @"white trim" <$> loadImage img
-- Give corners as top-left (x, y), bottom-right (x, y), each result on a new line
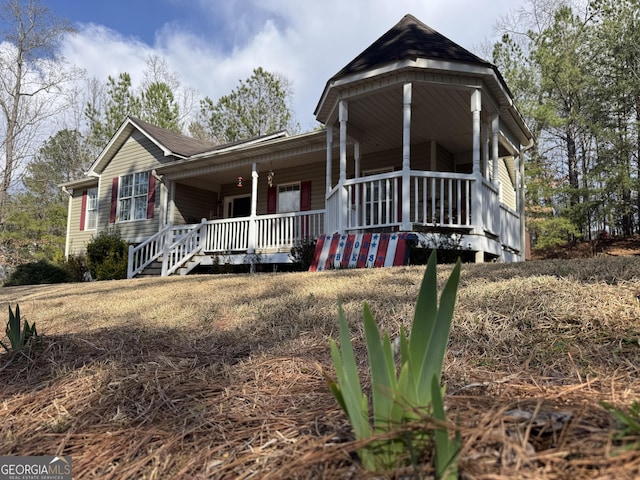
top-left (85, 187), bottom-right (99, 230)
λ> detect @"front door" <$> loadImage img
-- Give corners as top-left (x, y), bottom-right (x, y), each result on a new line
top-left (226, 195), bottom-right (251, 218)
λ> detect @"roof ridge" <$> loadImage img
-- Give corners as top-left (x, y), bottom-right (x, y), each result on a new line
top-left (329, 13), bottom-right (491, 82)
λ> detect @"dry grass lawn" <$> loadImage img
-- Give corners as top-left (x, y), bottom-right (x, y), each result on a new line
top-left (2, 256), bottom-right (640, 478)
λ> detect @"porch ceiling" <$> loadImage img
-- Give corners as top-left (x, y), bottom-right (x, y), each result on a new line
top-left (160, 130), bottom-right (330, 191)
top-left (332, 81), bottom-right (500, 157)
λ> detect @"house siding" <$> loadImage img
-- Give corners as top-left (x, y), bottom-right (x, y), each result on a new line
top-left (173, 183), bottom-right (219, 223)
top-left (97, 132), bottom-right (164, 243)
top-left (499, 159), bottom-right (516, 211)
top-left (66, 189), bottom-right (99, 255)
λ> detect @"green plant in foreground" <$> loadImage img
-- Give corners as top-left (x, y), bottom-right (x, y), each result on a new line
top-left (0, 304), bottom-right (39, 354)
top-left (601, 400), bottom-right (640, 439)
top-left (327, 252), bottom-right (461, 477)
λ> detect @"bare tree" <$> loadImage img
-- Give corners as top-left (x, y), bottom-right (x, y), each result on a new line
top-left (142, 55), bottom-right (200, 131)
top-left (0, 0), bottom-right (79, 225)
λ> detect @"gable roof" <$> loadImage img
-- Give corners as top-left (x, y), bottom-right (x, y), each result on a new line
top-left (331, 14), bottom-right (492, 82)
top-left (129, 117), bottom-right (214, 157)
top-left (84, 116), bottom-right (290, 177)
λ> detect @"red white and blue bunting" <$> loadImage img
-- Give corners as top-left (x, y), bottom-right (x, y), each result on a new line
top-left (309, 233), bottom-right (410, 271)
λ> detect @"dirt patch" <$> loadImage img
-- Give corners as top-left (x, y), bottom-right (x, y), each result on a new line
top-left (532, 235), bottom-right (640, 260)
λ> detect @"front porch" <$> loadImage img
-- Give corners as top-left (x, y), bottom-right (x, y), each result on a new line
top-left (127, 170), bottom-right (522, 278)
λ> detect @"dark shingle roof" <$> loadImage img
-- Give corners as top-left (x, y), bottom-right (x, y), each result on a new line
top-left (129, 117), bottom-right (289, 158)
top-left (331, 14), bottom-right (492, 81)
top-left (129, 117), bottom-right (214, 157)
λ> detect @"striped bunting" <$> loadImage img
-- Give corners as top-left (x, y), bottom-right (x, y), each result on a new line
top-left (309, 232), bottom-right (410, 271)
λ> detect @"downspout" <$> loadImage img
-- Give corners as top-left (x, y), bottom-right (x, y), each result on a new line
top-left (519, 138), bottom-right (534, 261)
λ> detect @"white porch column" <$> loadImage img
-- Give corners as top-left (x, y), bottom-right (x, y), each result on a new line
top-left (338, 100), bottom-right (348, 232)
top-left (483, 121), bottom-right (490, 179)
top-left (248, 162), bottom-right (258, 255)
top-left (470, 89), bottom-right (484, 262)
top-left (471, 90), bottom-right (482, 176)
top-left (492, 114), bottom-right (500, 187)
top-left (159, 180), bottom-right (168, 230)
top-left (401, 82), bottom-right (412, 231)
top-left (168, 180), bottom-right (175, 226)
top-left (326, 125), bottom-right (333, 194)
top-left (64, 191), bottom-right (72, 258)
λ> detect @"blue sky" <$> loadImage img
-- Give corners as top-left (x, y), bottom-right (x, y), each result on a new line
top-left (43, 0), bottom-right (529, 131)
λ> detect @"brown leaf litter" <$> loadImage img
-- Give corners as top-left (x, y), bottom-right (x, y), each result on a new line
top-left (2, 257), bottom-right (640, 478)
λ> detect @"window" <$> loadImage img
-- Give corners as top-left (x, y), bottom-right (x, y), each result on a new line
top-left (278, 183), bottom-right (300, 213)
top-left (80, 187), bottom-right (98, 231)
top-left (119, 171), bottom-right (150, 222)
top-left (85, 188), bottom-right (98, 229)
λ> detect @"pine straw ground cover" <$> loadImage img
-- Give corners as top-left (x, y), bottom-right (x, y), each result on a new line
top-left (1, 256), bottom-right (640, 478)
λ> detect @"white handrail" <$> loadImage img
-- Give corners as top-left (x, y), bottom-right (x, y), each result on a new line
top-left (162, 221), bottom-right (206, 276)
top-left (127, 224), bottom-right (174, 279)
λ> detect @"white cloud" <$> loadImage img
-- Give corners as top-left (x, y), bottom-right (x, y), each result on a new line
top-left (63, 23), bottom-right (154, 83)
top-left (60, 1), bottom-right (527, 132)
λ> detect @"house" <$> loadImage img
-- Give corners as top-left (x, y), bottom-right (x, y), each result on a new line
top-left (62, 14), bottom-right (533, 278)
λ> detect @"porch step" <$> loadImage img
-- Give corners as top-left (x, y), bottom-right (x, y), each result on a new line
top-left (176, 254), bottom-right (211, 276)
top-left (138, 260), bottom-right (163, 277)
top-left (309, 233), bottom-right (412, 271)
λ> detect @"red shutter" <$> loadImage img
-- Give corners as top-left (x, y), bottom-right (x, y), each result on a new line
top-left (80, 190), bottom-right (87, 231)
top-left (267, 185), bottom-right (277, 214)
top-left (109, 177), bottom-right (118, 223)
top-left (300, 181), bottom-right (311, 211)
top-left (147, 174), bottom-right (156, 219)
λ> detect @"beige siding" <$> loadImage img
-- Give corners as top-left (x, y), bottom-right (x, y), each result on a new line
top-left (99, 132), bottom-right (164, 243)
top-left (174, 183), bottom-right (219, 223)
top-left (499, 158), bottom-right (516, 210)
top-left (66, 188), bottom-right (99, 256)
top-left (67, 132), bottom-right (166, 255)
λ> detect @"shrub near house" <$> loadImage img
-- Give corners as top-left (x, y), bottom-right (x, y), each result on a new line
top-left (86, 230), bottom-right (128, 280)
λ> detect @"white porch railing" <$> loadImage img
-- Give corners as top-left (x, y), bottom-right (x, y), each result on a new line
top-left (410, 172), bottom-right (473, 227)
top-left (127, 224), bottom-right (173, 278)
top-left (128, 171), bottom-right (522, 277)
top-left (127, 211), bottom-right (326, 278)
top-left (162, 222), bottom-right (206, 276)
top-left (344, 171), bottom-right (402, 229)
top-left (325, 184), bottom-right (341, 234)
top-left (480, 178), bottom-right (500, 236)
top-left (500, 205), bottom-right (521, 251)
top-left (201, 217), bottom-right (251, 252)
top-left (329, 171), bottom-right (475, 231)
top-left (128, 223), bottom-right (206, 278)
top-left (254, 210), bottom-right (325, 250)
